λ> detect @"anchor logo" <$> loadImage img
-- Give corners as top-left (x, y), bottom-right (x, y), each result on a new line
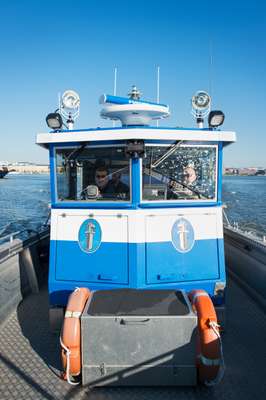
top-left (171, 218), bottom-right (195, 253)
top-left (78, 218), bottom-right (102, 254)
top-left (177, 221), bottom-right (189, 251)
top-left (85, 222), bottom-right (96, 251)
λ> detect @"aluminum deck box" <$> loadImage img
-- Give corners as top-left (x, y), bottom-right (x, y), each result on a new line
top-left (81, 289), bottom-right (197, 386)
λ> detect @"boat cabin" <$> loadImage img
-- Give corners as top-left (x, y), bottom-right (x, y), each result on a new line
top-left (37, 89), bottom-right (236, 320)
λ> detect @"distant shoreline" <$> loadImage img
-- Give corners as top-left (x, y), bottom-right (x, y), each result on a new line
top-left (7, 172), bottom-right (49, 175)
top-left (224, 174), bottom-right (266, 177)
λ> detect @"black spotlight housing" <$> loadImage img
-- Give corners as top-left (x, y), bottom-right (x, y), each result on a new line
top-left (208, 110), bottom-right (225, 128)
top-left (46, 112), bottom-right (63, 130)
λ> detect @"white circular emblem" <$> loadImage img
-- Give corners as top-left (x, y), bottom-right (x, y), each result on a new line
top-left (171, 218), bottom-right (195, 253)
top-left (78, 219), bottom-right (102, 254)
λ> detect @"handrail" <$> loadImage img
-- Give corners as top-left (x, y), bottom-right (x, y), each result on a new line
top-left (0, 227), bottom-right (50, 264)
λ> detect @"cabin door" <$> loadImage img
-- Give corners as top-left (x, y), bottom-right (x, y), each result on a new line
top-left (145, 213), bottom-right (220, 284)
top-left (55, 214), bottom-right (129, 285)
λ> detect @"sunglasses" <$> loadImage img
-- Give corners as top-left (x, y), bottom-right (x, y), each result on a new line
top-left (96, 174), bottom-right (107, 178)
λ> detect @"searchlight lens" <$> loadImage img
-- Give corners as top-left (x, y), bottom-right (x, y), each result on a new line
top-left (46, 112), bottom-right (63, 129)
top-left (62, 90), bottom-right (80, 110)
top-left (208, 110), bottom-right (225, 127)
top-left (192, 91), bottom-right (211, 110)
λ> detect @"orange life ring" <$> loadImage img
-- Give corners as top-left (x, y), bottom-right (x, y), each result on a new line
top-left (189, 289), bottom-right (223, 384)
top-left (61, 287), bottom-right (91, 381)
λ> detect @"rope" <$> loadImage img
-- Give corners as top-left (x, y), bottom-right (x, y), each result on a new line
top-left (204, 321), bottom-right (225, 386)
top-left (60, 336), bottom-right (80, 386)
top-left (60, 287), bottom-right (83, 385)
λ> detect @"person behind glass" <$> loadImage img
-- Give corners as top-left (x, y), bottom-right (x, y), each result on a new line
top-left (94, 166), bottom-right (111, 195)
top-left (183, 165), bottom-right (197, 185)
top-left (94, 166), bottom-right (130, 199)
top-left (110, 171), bottom-right (129, 199)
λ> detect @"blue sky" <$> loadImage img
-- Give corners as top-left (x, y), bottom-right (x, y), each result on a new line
top-left (1, 0), bottom-right (265, 167)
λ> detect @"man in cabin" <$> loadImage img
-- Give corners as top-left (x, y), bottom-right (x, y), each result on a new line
top-left (109, 170), bottom-right (129, 199)
top-left (167, 163), bottom-right (198, 199)
top-left (94, 165), bottom-right (129, 199)
top-left (94, 165), bottom-right (110, 194)
top-left (183, 164), bottom-right (197, 185)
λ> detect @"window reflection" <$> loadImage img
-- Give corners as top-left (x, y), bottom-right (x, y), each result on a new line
top-left (142, 145), bottom-right (217, 201)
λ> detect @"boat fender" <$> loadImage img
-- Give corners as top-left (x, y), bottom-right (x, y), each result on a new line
top-left (60, 287), bottom-right (91, 385)
top-left (189, 289), bottom-right (225, 385)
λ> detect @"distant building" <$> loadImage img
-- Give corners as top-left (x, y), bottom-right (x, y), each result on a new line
top-left (238, 167), bottom-right (258, 175)
top-left (255, 169), bottom-right (266, 176)
top-left (224, 166), bottom-right (266, 176)
top-left (224, 168), bottom-right (239, 175)
top-left (9, 163), bottom-right (49, 174)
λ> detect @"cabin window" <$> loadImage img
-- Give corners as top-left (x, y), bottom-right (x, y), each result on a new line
top-left (55, 146), bottom-right (130, 202)
top-left (142, 145), bottom-right (217, 201)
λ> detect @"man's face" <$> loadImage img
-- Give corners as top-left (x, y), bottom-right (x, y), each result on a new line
top-left (95, 169), bottom-right (108, 189)
top-left (183, 167), bottom-right (196, 184)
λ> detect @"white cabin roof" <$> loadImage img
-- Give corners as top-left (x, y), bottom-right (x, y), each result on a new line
top-left (36, 127), bottom-right (236, 149)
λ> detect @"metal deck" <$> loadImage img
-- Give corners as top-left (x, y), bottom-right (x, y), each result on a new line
top-left (1, 277), bottom-right (266, 400)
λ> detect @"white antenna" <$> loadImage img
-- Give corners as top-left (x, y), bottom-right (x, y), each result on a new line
top-left (209, 40), bottom-right (213, 99)
top-left (114, 66), bottom-right (117, 96)
top-left (58, 92), bottom-right (61, 111)
top-left (156, 66), bottom-right (160, 127)
top-left (156, 66), bottom-right (160, 103)
top-left (113, 66), bottom-right (117, 127)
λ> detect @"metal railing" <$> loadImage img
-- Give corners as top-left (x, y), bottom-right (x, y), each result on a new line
top-left (223, 205), bottom-right (266, 245)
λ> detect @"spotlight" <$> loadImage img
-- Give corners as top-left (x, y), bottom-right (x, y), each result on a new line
top-left (60, 90), bottom-right (80, 129)
top-left (46, 112), bottom-right (63, 130)
top-left (208, 110), bottom-right (225, 128)
top-left (191, 90), bottom-right (211, 128)
top-left (61, 90), bottom-right (80, 110)
top-left (192, 91), bottom-right (211, 111)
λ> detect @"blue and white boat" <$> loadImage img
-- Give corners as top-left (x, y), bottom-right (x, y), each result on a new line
top-left (37, 87), bottom-right (236, 386)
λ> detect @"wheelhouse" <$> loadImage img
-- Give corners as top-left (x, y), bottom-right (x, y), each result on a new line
top-left (37, 125), bottom-right (235, 306)
top-left (52, 141), bottom-right (218, 205)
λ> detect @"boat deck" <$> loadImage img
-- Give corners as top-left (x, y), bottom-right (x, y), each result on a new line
top-left (1, 277), bottom-right (266, 400)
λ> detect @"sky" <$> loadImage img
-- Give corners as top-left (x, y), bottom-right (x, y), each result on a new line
top-left (0, 0), bottom-right (265, 167)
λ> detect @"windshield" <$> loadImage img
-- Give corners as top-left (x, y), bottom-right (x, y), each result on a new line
top-left (142, 145), bottom-right (217, 201)
top-left (56, 146), bottom-right (130, 202)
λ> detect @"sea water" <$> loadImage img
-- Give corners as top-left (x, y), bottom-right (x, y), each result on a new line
top-left (0, 174), bottom-right (265, 239)
top-left (0, 174), bottom-right (50, 238)
top-left (223, 175), bottom-right (266, 236)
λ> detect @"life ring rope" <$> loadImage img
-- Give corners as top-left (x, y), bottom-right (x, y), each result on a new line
top-left (204, 320), bottom-right (225, 386)
top-left (60, 336), bottom-right (80, 386)
top-left (60, 287), bottom-right (91, 385)
top-left (189, 289), bottom-right (225, 385)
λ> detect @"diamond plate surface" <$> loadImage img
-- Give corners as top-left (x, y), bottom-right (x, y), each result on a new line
top-left (0, 277), bottom-right (266, 400)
